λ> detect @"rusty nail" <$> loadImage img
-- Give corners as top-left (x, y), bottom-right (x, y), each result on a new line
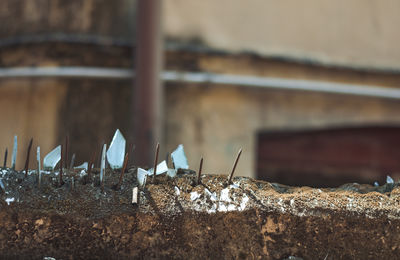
top-left (59, 144), bottom-right (64, 186)
top-left (152, 143), bottom-right (160, 182)
top-left (118, 152), bottom-right (129, 189)
top-left (197, 157), bottom-right (203, 185)
top-left (24, 138), bottom-right (33, 177)
top-left (228, 149), bottom-right (242, 184)
top-left (3, 148), bottom-right (7, 168)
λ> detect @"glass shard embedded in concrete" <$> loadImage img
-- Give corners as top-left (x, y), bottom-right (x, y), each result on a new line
top-left (43, 145), bottom-right (61, 170)
top-left (171, 144), bottom-right (189, 170)
top-left (106, 129), bottom-right (126, 169)
top-left (149, 160), bottom-right (169, 175)
top-left (100, 144), bottom-right (107, 183)
top-left (137, 168), bottom-right (150, 186)
top-left (11, 136), bottom-right (17, 169)
top-left (74, 162), bottom-right (88, 171)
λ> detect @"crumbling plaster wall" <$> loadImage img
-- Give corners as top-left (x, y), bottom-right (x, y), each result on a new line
top-left (0, 79), bottom-right (67, 169)
top-left (165, 83), bottom-right (400, 178)
top-left (164, 0), bottom-right (400, 71)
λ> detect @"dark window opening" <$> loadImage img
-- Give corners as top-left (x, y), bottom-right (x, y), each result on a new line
top-left (256, 125), bottom-right (400, 188)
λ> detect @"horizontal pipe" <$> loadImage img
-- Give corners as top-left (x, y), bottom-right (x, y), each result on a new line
top-left (0, 67), bottom-right (132, 79)
top-left (0, 66), bottom-right (399, 100)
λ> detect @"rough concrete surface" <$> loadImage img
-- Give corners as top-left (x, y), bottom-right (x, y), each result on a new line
top-left (0, 167), bottom-right (399, 259)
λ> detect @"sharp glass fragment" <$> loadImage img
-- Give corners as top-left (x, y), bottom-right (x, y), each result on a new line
top-left (3, 148), bottom-right (7, 168)
top-left (65, 135), bottom-right (69, 169)
top-left (24, 138), bottom-right (33, 177)
top-left (149, 160), bottom-right (168, 175)
top-left (74, 162), bottom-right (88, 171)
top-left (137, 168), bottom-right (150, 186)
top-left (37, 147), bottom-right (41, 188)
top-left (43, 145), bottom-right (61, 170)
top-left (0, 178), bottom-right (5, 192)
top-left (106, 129), bottom-right (126, 169)
top-left (197, 157), bottom-right (203, 185)
top-left (228, 148), bottom-right (242, 184)
top-left (100, 144), bottom-right (107, 191)
top-left (69, 153), bottom-right (76, 170)
top-left (387, 175), bottom-right (394, 184)
top-left (11, 135), bottom-right (17, 170)
top-left (132, 187), bottom-right (139, 204)
top-left (171, 144), bottom-right (189, 170)
top-left (374, 181), bottom-right (379, 187)
top-left (167, 169), bottom-right (177, 178)
top-left (152, 143), bottom-right (160, 182)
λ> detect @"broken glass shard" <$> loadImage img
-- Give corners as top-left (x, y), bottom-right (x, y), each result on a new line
top-left (137, 168), bottom-right (150, 186)
top-left (0, 178), bottom-right (5, 191)
top-left (74, 162), bottom-right (88, 171)
top-left (43, 145), bottom-right (61, 170)
top-left (100, 144), bottom-right (107, 183)
top-left (386, 175), bottom-right (394, 184)
top-left (374, 181), bottom-right (379, 187)
top-left (37, 147), bottom-right (41, 187)
top-left (167, 168), bottom-right (177, 178)
top-left (149, 160), bottom-right (169, 175)
top-left (171, 144), bottom-right (189, 170)
top-left (37, 147), bottom-right (41, 170)
top-left (106, 129), bottom-right (126, 169)
top-left (11, 135), bottom-right (17, 169)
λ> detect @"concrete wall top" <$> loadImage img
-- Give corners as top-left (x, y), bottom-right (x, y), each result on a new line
top-left (164, 0), bottom-right (400, 71)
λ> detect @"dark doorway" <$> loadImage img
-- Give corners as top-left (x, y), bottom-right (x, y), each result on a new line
top-left (256, 126), bottom-right (400, 187)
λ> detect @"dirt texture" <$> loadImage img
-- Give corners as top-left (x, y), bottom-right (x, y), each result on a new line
top-left (0, 167), bottom-right (399, 259)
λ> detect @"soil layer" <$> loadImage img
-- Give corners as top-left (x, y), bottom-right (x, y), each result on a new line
top-left (0, 167), bottom-right (399, 259)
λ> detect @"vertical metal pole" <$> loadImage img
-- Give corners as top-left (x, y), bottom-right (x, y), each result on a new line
top-left (133, 0), bottom-right (163, 167)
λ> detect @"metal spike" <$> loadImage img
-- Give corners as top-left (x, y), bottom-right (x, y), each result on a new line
top-left (197, 157), bottom-right (203, 185)
top-left (100, 144), bottom-right (107, 192)
top-left (11, 135), bottom-right (17, 170)
top-left (228, 149), bottom-right (242, 184)
top-left (37, 147), bottom-right (41, 188)
top-left (152, 143), bottom-right (160, 182)
top-left (24, 138), bottom-right (33, 177)
top-left (3, 148), bottom-right (7, 168)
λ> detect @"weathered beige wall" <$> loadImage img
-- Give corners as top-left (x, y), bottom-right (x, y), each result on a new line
top-left (165, 51), bottom-right (400, 178)
top-left (166, 85), bottom-right (400, 178)
top-left (164, 0), bottom-right (400, 70)
top-left (0, 0), bottom-right (136, 39)
top-left (0, 79), bottom-right (66, 169)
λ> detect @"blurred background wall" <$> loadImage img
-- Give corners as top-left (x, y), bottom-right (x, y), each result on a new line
top-left (1, 0), bottom-right (400, 187)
